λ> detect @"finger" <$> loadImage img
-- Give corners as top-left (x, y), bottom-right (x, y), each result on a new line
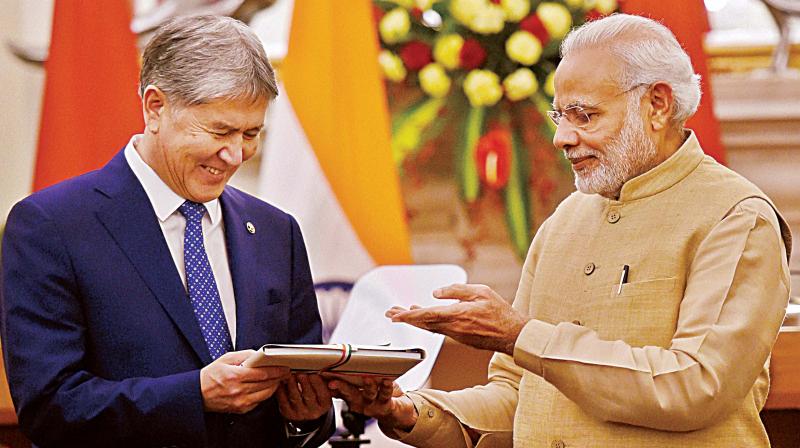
top-left (297, 374), bottom-right (316, 407)
top-left (216, 349), bottom-right (257, 365)
top-left (390, 305), bottom-right (462, 324)
top-left (327, 380), bottom-right (362, 406)
top-left (276, 383), bottom-right (296, 417)
top-left (285, 374), bottom-right (305, 407)
top-left (376, 379), bottom-right (394, 402)
top-left (433, 283), bottom-right (495, 301)
top-left (361, 377), bottom-right (379, 401)
top-left (306, 374), bottom-right (332, 408)
top-left (385, 306), bottom-right (408, 318)
top-left (239, 382), bottom-right (281, 413)
top-left (240, 365), bottom-right (291, 382)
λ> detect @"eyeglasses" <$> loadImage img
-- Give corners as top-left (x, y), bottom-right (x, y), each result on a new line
top-left (546, 84), bottom-right (648, 129)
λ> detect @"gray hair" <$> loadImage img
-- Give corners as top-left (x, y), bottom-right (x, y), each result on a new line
top-left (139, 15), bottom-right (278, 106)
top-left (560, 14), bottom-right (701, 125)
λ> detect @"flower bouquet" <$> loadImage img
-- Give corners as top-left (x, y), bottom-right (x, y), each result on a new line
top-left (375, 0), bottom-right (617, 257)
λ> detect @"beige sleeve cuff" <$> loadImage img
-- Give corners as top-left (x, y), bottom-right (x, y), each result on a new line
top-left (512, 319), bottom-right (556, 377)
top-left (387, 393), bottom-right (472, 448)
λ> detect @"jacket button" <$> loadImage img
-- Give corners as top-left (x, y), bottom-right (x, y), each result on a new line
top-left (607, 210), bottom-right (620, 223)
top-left (583, 263), bottom-right (595, 275)
top-left (552, 440), bottom-right (566, 448)
top-left (427, 409), bottom-right (435, 418)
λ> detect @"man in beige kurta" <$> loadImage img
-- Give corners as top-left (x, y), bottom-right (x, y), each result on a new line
top-left (328, 14), bottom-right (792, 448)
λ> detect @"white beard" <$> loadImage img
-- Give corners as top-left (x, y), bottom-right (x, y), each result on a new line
top-left (570, 100), bottom-right (658, 198)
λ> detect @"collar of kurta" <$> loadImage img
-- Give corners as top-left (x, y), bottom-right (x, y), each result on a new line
top-left (615, 130), bottom-right (704, 203)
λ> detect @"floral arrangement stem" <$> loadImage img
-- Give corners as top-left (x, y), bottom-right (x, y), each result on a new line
top-left (505, 129), bottom-right (532, 258)
top-left (458, 106), bottom-right (485, 202)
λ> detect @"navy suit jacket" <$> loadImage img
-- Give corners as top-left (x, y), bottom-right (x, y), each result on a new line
top-left (0, 150), bottom-right (334, 447)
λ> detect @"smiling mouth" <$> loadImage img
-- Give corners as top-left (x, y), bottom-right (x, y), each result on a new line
top-left (568, 155), bottom-right (596, 170)
top-left (202, 165), bottom-right (223, 176)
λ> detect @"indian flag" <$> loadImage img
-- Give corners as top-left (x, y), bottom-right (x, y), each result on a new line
top-left (258, 1), bottom-right (411, 296)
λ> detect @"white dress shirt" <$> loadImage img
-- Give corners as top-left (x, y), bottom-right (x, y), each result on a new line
top-left (124, 135), bottom-right (237, 345)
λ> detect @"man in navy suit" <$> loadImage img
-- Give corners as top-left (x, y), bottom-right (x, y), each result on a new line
top-left (1, 15), bottom-right (334, 447)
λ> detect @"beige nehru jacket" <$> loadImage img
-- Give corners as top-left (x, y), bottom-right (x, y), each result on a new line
top-left (396, 132), bottom-right (792, 447)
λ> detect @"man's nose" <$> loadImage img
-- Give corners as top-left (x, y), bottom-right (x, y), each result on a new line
top-left (552, 120), bottom-right (580, 151)
top-left (218, 137), bottom-right (244, 166)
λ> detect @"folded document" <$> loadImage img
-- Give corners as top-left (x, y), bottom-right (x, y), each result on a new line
top-left (242, 344), bottom-right (426, 377)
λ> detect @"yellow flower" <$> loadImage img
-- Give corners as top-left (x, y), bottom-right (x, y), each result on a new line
top-left (388, 0), bottom-right (415, 8)
top-left (450, 0), bottom-right (486, 26)
top-left (595, 0), bottom-right (617, 14)
top-left (419, 63), bottom-right (452, 98)
top-left (415, 0), bottom-right (437, 9)
top-left (505, 30), bottom-right (542, 66)
top-left (469, 3), bottom-right (506, 34)
top-left (564, 0), bottom-right (584, 9)
top-left (379, 8), bottom-right (411, 44)
top-left (503, 68), bottom-right (539, 101)
top-left (537, 2), bottom-right (572, 39)
top-left (463, 69), bottom-right (503, 107)
top-left (501, 0), bottom-right (531, 22)
top-left (434, 34), bottom-right (465, 70)
top-left (544, 71), bottom-right (556, 97)
top-left (379, 50), bottom-right (407, 82)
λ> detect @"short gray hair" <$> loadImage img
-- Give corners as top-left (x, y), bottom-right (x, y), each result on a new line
top-left (139, 15), bottom-right (278, 106)
top-left (560, 14), bottom-right (701, 125)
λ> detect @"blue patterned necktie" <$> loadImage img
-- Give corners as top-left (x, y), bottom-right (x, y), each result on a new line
top-left (179, 200), bottom-right (233, 360)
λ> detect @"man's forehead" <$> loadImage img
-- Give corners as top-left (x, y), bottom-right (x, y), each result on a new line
top-left (552, 49), bottom-right (621, 108)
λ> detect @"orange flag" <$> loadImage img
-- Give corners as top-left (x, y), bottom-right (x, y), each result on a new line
top-left (621, 0), bottom-right (725, 163)
top-left (33, 0), bottom-right (143, 191)
top-left (272, 0), bottom-right (412, 267)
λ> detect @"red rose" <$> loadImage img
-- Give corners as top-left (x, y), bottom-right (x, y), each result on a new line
top-left (459, 39), bottom-right (487, 70)
top-left (519, 14), bottom-right (550, 46)
top-left (475, 127), bottom-right (513, 190)
top-left (372, 4), bottom-right (384, 25)
top-left (585, 9), bottom-right (606, 21)
top-left (399, 40), bottom-right (433, 71)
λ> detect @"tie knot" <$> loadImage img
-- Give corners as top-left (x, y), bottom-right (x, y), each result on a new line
top-left (179, 200), bottom-right (207, 223)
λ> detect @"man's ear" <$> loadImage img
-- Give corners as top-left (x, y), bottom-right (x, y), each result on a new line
top-left (646, 81), bottom-right (674, 131)
top-left (142, 85), bottom-right (167, 134)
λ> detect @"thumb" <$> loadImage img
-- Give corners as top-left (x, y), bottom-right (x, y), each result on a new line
top-left (217, 349), bottom-right (256, 365)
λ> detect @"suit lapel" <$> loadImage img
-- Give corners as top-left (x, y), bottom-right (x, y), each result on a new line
top-left (94, 151), bottom-right (212, 365)
top-left (220, 190), bottom-right (260, 350)
top-left (221, 189), bottom-right (288, 350)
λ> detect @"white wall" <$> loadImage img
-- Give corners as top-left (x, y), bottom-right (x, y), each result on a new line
top-left (0, 0), bottom-right (52, 226)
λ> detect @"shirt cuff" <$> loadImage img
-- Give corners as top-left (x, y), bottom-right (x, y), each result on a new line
top-left (388, 393), bottom-right (471, 447)
top-left (513, 319), bottom-right (556, 377)
top-left (284, 417), bottom-right (322, 446)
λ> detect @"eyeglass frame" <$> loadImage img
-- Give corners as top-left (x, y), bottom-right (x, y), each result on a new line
top-left (546, 83), bottom-right (649, 130)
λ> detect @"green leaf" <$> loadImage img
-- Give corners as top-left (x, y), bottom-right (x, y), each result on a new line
top-left (457, 106), bottom-right (485, 202)
top-left (391, 97), bottom-right (447, 166)
top-left (504, 130), bottom-right (532, 259)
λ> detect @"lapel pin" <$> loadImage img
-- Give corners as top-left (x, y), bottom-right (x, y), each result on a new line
top-left (246, 222), bottom-right (256, 234)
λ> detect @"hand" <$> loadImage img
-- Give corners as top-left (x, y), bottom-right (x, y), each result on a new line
top-left (276, 373), bottom-right (333, 422)
top-left (386, 283), bottom-right (530, 355)
top-left (200, 350), bottom-right (290, 414)
top-left (327, 377), bottom-right (417, 431)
